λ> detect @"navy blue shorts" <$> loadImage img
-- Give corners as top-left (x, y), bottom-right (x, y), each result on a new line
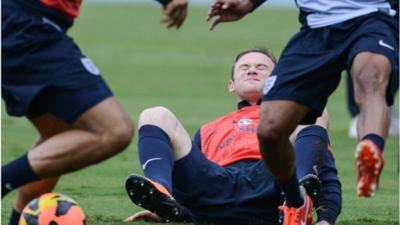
top-left (171, 143), bottom-right (284, 225)
top-left (263, 12), bottom-right (399, 124)
top-left (2, 1), bottom-right (113, 124)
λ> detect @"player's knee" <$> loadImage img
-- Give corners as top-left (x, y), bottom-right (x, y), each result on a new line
top-left (257, 122), bottom-right (286, 151)
top-left (354, 64), bottom-right (388, 97)
top-left (138, 106), bottom-right (174, 128)
top-left (104, 118), bottom-right (134, 155)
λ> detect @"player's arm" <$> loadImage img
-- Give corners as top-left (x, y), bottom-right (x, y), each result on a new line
top-left (124, 207), bottom-right (193, 222)
top-left (207, 0), bottom-right (267, 30)
top-left (155, 0), bottom-right (188, 29)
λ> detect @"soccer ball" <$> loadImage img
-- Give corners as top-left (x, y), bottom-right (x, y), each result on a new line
top-left (19, 193), bottom-right (86, 225)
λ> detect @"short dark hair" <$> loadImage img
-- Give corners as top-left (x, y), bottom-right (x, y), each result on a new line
top-left (231, 47), bottom-right (277, 80)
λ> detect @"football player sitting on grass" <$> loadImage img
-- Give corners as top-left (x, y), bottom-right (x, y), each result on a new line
top-left (124, 48), bottom-right (342, 225)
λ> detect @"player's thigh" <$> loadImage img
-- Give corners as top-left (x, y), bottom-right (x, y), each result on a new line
top-left (73, 97), bottom-right (133, 137)
top-left (351, 52), bottom-right (392, 77)
top-left (29, 114), bottom-right (72, 139)
top-left (347, 13), bottom-right (398, 104)
top-left (139, 106), bottom-right (191, 160)
top-left (347, 13), bottom-right (397, 77)
top-left (350, 52), bottom-right (391, 95)
top-left (172, 145), bottom-right (234, 208)
top-left (259, 100), bottom-right (310, 137)
top-left (262, 30), bottom-right (343, 124)
top-left (166, 120), bottom-right (192, 160)
top-left (28, 82), bottom-right (131, 136)
top-left (3, 4), bottom-right (125, 131)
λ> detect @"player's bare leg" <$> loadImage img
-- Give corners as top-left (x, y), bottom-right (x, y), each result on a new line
top-left (138, 106), bottom-right (192, 160)
top-left (258, 100), bottom-right (313, 225)
top-left (351, 52), bottom-right (391, 197)
top-left (12, 119), bottom-right (70, 224)
top-left (5, 96), bottom-right (133, 225)
top-left (125, 106), bottom-right (192, 221)
top-left (258, 100), bottom-right (309, 182)
top-left (351, 52), bottom-right (391, 139)
top-left (27, 97), bottom-right (134, 177)
top-left (14, 177), bottom-right (59, 212)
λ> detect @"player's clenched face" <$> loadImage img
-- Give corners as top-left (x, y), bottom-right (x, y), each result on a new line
top-left (229, 52), bottom-right (275, 102)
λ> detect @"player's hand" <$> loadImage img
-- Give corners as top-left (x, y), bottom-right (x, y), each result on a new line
top-left (315, 220), bottom-right (331, 225)
top-left (161, 0), bottom-right (188, 29)
top-left (124, 210), bottom-right (163, 222)
top-left (207, 0), bottom-right (253, 30)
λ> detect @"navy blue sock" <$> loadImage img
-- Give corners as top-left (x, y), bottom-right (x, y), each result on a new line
top-left (8, 208), bottom-right (21, 225)
top-left (138, 125), bottom-right (174, 193)
top-left (2, 153), bottom-right (39, 198)
top-left (295, 125), bottom-right (330, 179)
top-left (295, 125), bottom-right (342, 222)
top-left (362, 134), bottom-right (385, 152)
top-left (279, 170), bottom-right (303, 207)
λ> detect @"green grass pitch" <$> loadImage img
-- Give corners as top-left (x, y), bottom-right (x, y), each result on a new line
top-left (2, 4), bottom-right (399, 225)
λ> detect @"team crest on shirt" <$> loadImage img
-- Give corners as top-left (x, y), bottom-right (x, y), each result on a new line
top-left (81, 57), bottom-right (100, 75)
top-left (263, 75), bottom-right (277, 95)
top-left (238, 118), bottom-right (253, 126)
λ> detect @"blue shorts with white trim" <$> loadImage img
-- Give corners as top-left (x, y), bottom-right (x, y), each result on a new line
top-left (263, 12), bottom-right (398, 124)
top-left (2, 0), bottom-right (113, 124)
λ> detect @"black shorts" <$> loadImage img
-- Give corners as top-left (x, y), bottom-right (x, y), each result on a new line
top-left (262, 12), bottom-right (399, 124)
top-left (2, 1), bottom-right (113, 124)
top-left (172, 143), bottom-right (283, 225)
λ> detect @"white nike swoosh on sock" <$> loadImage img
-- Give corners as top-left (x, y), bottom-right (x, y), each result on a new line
top-left (142, 158), bottom-right (162, 170)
